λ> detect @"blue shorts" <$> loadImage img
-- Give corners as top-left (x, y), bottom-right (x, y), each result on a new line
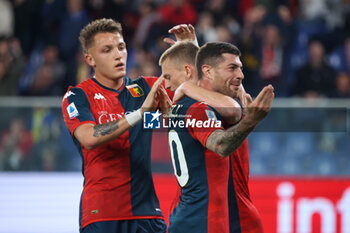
top-left (81, 219), bottom-right (167, 233)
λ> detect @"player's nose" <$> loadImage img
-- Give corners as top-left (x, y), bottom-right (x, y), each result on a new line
top-left (113, 48), bottom-right (122, 59)
top-left (238, 69), bottom-right (244, 80)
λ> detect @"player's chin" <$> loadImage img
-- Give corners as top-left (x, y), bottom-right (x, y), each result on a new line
top-left (229, 87), bottom-right (239, 96)
top-left (113, 70), bottom-right (126, 78)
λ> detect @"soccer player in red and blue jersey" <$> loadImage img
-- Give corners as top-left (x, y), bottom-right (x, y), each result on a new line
top-left (62, 19), bottom-right (198, 233)
top-left (195, 42), bottom-right (266, 233)
top-left (159, 41), bottom-right (274, 233)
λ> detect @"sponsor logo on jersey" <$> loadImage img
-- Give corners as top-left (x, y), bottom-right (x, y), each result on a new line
top-left (63, 90), bottom-right (75, 99)
top-left (94, 93), bottom-right (106, 100)
top-left (126, 84), bottom-right (144, 97)
top-left (67, 102), bottom-right (79, 119)
top-left (143, 110), bottom-right (161, 129)
top-left (98, 111), bottom-right (124, 124)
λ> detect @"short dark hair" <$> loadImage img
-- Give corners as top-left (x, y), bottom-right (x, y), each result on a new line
top-left (159, 41), bottom-right (199, 67)
top-left (196, 42), bottom-right (241, 80)
top-left (79, 18), bottom-right (123, 54)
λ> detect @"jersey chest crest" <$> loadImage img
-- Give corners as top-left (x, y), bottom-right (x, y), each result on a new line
top-left (126, 84), bottom-right (144, 97)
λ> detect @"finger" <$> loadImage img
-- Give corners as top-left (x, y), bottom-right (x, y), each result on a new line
top-left (159, 86), bottom-right (172, 105)
top-left (177, 24), bottom-right (187, 31)
top-left (155, 77), bottom-right (165, 89)
top-left (183, 25), bottom-right (191, 34)
top-left (254, 85), bottom-right (270, 104)
top-left (168, 25), bottom-right (178, 33)
top-left (158, 87), bottom-right (172, 113)
top-left (160, 94), bottom-right (172, 110)
top-left (258, 85), bottom-right (275, 109)
top-left (260, 85), bottom-right (274, 104)
top-left (168, 24), bottom-right (184, 33)
top-left (263, 88), bottom-right (275, 110)
top-left (163, 38), bottom-right (176, 45)
top-left (160, 87), bottom-right (171, 103)
top-left (238, 85), bottom-right (247, 107)
top-left (188, 24), bottom-right (195, 33)
top-left (150, 77), bottom-right (164, 94)
top-left (240, 95), bottom-right (247, 109)
top-left (245, 93), bottom-right (253, 104)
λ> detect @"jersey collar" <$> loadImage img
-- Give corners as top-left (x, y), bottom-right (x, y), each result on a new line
top-left (91, 76), bottom-right (126, 94)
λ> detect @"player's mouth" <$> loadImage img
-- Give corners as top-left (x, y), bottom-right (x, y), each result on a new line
top-left (230, 83), bottom-right (240, 89)
top-left (114, 63), bottom-right (125, 70)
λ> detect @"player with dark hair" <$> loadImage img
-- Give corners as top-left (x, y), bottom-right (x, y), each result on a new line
top-left (62, 19), bottom-right (200, 233)
top-left (160, 41), bottom-right (273, 233)
top-left (196, 42), bottom-right (265, 233)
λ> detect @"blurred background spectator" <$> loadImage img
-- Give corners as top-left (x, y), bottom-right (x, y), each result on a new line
top-left (0, 117), bottom-right (33, 170)
top-left (292, 40), bottom-right (337, 98)
top-left (0, 37), bottom-right (26, 95)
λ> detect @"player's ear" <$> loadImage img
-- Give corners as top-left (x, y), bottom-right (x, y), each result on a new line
top-left (201, 64), bottom-right (212, 80)
top-left (184, 64), bottom-right (194, 80)
top-left (85, 53), bottom-right (96, 67)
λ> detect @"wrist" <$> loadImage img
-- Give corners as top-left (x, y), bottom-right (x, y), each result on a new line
top-left (192, 38), bottom-right (199, 47)
top-left (125, 109), bottom-right (142, 127)
top-left (239, 116), bottom-right (258, 131)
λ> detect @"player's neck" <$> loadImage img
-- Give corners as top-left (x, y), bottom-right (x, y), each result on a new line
top-left (94, 74), bottom-right (124, 90)
top-left (198, 78), bottom-right (214, 92)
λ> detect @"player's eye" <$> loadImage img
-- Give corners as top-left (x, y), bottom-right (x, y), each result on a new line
top-left (119, 43), bottom-right (126, 50)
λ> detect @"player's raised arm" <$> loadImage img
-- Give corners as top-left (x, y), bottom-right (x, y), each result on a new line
top-left (73, 78), bottom-right (165, 150)
top-left (206, 85), bottom-right (275, 157)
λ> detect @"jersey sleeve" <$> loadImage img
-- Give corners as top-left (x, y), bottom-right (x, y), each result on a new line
top-left (185, 102), bottom-right (224, 147)
top-left (62, 87), bottom-right (96, 135)
top-left (143, 76), bottom-right (174, 100)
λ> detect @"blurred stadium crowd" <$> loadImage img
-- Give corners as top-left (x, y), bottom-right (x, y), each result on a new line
top-left (0, 0), bottom-right (349, 174)
top-left (0, 0), bottom-right (350, 97)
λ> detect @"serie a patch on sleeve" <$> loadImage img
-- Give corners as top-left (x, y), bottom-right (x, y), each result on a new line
top-left (67, 102), bottom-right (79, 119)
top-left (205, 109), bottom-right (217, 121)
top-left (126, 84), bottom-right (144, 97)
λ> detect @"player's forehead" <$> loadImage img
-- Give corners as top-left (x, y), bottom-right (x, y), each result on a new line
top-left (92, 32), bottom-right (125, 47)
top-left (220, 53), bottom-right (242, 67)
top-left (162, 57), bottom-right (180, 72)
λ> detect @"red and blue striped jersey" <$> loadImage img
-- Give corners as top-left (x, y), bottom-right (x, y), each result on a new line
top-left (62, 76), bottom-right (165, 229)
top-left (167, 96), bottom-right (230, 233)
